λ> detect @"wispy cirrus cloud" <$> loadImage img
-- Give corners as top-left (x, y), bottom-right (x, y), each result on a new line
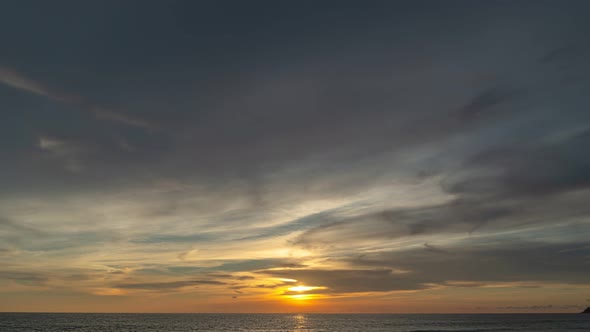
top-left (0, 66), bottom-right (72, 101)
top-left (0, 66), bottom-right (156, 130)
top-left (114, 279), bottom-right (227, 291)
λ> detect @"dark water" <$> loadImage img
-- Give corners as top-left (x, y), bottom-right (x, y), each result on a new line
top-left (1, 313), bottom-right (589, 331)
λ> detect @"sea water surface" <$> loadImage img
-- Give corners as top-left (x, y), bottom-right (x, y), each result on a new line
top-left (1, 313), bottom-right (589, 331)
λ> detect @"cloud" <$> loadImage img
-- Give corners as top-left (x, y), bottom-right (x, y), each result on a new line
top-left (37, 135), bottom-right (88, 172)
top-left (258, 238), bottom-right (590, 295)
top-left (457, 86), bottom-right (522, 121)
top-left (0, 66), bottom-right (155, 130)
top-left (235, 276), bottom-right (255, 281)
top-left (0, 0), bottom-right (589, 310)
top-left (445, 129), bottom-right (590, 199)
top-left (258, 268), bottom-right (428, 293)
top-left (0, 66), bottom-right (71, 101)
top-left (343, 240), bottom-right (590, 286)
top-left (293, 190), bottom-right (590, 250)
top-left (497, 305), bottom-right (583, 310)
top-left (114, 279), bottom-right (226, 290)
top-left (539, 44), bottom-right (590, 64)
top-left (292, 129), bottom-right (590, 250)
top-left (91, 107), bottom-right (157, 131)
top-left (0, 270), bottom-right (49, 285)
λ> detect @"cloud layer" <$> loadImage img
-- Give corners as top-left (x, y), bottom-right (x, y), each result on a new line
top-left (0, 1), bottom-right (589, 312)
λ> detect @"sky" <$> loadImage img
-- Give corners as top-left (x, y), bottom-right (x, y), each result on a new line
top-left (1, 0), bottom-right (589, 313)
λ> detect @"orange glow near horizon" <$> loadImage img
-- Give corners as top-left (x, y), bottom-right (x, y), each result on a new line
top-left (288, 285), bottom-right (324, 292)
top-left (277, 284), bottom-right (328, 304)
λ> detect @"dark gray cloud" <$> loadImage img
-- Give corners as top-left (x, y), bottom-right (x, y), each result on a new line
top-left (0, 0), bottom-right (587, 198)
top-left (114, 279), bottom-right (226, 290)
top-left (497, 305), bottom-right (584, 311)
top-left (0, 271), bottom-right (49, 286)
top-left (347, 240), bottom-right (590, 284)
top-left (445, 130), bottom-right (590, 199)
top-left (259, 240), bottom-right (590, 294)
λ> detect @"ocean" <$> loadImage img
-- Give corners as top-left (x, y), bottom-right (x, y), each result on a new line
top-left (0, 313), bottom-right (589, 331)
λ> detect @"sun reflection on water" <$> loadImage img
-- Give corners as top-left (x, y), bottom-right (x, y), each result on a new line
top-left (294, 314), bottom-right (307, 331)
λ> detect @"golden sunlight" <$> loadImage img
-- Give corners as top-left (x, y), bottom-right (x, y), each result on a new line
top-left (289, 294), bottom-right (314, 301)
top-left (288, 285), bottom-right (321, 292)
top-left (281, 284), bottom-right (327, 302)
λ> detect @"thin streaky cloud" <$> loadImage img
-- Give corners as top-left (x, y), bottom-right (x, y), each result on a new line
top-left (0, 66), bottom-right (156, 130)
top-left (0, 66), bottom-right (71, 101)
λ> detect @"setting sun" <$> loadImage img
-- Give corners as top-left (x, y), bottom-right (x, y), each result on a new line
top-left (288, 285), bottom-right (323, 292)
